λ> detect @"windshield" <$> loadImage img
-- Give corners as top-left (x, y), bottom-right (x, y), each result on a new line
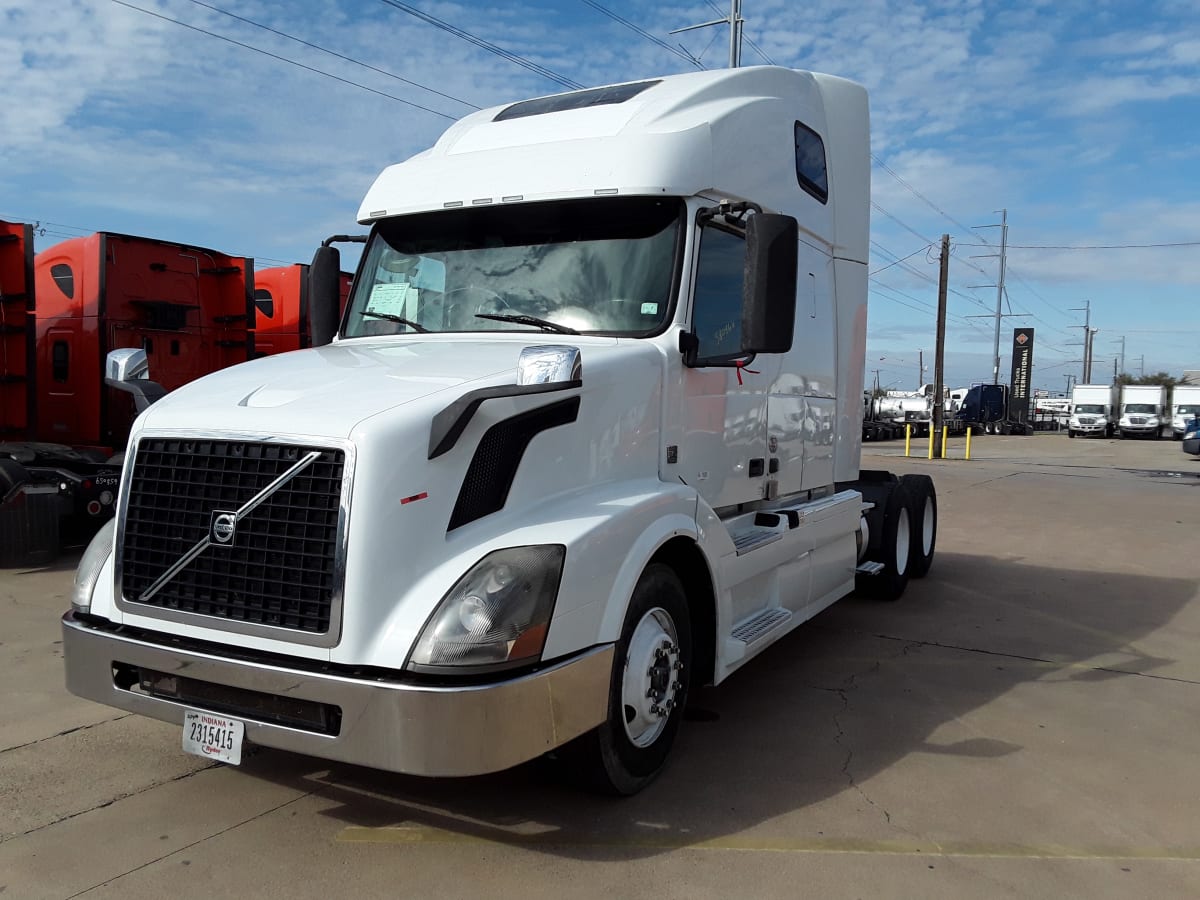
top-left (1125, 404), bottom-right (1156, 414)
top-left (343, 197), bottom-right (682, 338)
top-left (1176, 404), bottom-right (1200, 416)
top-left (1075, 404), bottom-right (1105, 414)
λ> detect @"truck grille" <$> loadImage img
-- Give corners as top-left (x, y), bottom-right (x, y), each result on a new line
top-left (120, 438), bottom-right (346, 635)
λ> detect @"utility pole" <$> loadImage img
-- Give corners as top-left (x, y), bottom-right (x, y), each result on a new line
top-left (1084, 327), bottom-right (1099, 384)
top-left (670, 0), bottom-right (743, 67)
top-left (918, 348), bottom-right (924, 391)
top-left (969, 209), bottom-right (1011, 384)
top-left (1137, 355), bottom-right (1145, 379)
top-left (1112, 335), bottom-right (1126, 377)
top-left (991, 209), bottom-right (1009, 385)
top-left (933, 234), bottom-right (950, 434)
top-left (1070, 300), bottom-right (1091, 385)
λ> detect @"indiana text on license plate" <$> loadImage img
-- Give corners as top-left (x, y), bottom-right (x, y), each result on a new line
top-left (182, 710), bottom-right (244, 765)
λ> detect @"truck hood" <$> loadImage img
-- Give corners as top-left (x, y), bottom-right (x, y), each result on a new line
top-left (135, 336), bottom-right (619, 439)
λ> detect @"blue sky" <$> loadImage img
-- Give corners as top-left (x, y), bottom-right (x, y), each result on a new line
top-left (3, 0), bottom-right (1198, 393)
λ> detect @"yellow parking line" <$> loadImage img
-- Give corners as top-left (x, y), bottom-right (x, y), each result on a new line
top-left (336, 827), bottom-right (1200, 861)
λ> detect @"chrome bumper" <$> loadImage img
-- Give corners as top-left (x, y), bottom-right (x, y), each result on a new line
top-left (62, 612), bottom-right (613, 777)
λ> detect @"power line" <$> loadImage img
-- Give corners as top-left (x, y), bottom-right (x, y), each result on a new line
top-left (183, 0), bottom-right (480, 111)
top-left (958, 240), bottom-right (1200, 250)
top-left (870, 156), bottom-right (1078, 326)
top-left (581, 1), bottom-right (704, 69)
top-left (871, 201), bottom-right (935, 245)
top-left (872, 155), bottom-right (978, 238)
top-left (109, 0), bottom-right (460, 120)
top-left (869, 243), bottom-right (930, 276)
top-left (377, 0), bottom-right (584, 91)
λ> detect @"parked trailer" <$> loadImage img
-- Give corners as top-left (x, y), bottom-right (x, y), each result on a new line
top-left (64, 67), bottom-right (939, 795)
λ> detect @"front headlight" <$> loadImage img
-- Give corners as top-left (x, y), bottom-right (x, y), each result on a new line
top-left (72, 518), bottom-right (116, 613)
top-left (407, 545), bottom-right (565, 673)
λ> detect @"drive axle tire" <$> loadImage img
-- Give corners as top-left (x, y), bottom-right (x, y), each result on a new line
top-left (860, 482), bottom-right (912, 602)
top-left (900, 474), bottom-right (936, 579)
top-left (564, 563), bottom-right (691, 795)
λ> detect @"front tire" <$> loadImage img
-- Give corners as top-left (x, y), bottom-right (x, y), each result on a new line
top-left (566, 563), bottom-right (691, 795)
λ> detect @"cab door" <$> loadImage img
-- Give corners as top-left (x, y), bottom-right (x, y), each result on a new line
top-left (678, 222), bottom-right (778, 512)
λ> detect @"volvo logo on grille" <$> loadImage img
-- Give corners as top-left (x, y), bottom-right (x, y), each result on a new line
top-left (209, 511), bottom-right (238, 546)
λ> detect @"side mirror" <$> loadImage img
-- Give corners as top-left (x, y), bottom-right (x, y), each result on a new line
top-left (742, 213), bottom-right (798, 355)
top-left (104, 348), bottom-right (167, 413)
top-left (309, 245), bottom-right (342, 347)
top-left (105, 347), bottom-right (150, 382)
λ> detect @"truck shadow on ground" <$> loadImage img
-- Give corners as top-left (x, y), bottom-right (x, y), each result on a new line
top-left (238, 551), bottom-right (1197, 861)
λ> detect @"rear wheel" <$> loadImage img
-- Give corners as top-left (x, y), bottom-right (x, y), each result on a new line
top-left (862, 482), bottom-right (912, 602)
top-left (564, 563), bottom-right (691, 795)
top-left (900, 475), bottom-right (936, 579)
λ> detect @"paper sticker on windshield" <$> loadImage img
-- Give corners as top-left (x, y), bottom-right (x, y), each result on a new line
top-left (367, 282), bottom-right (412, 316)
top-left (640, 302), bottom-right (658, 315)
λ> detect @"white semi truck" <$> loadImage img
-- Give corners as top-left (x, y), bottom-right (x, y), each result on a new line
top-left (1170, 384), bottom-right (1200, 439)
top-left (62, 67), bottom-right (937, 794)
top-left (1067, 384), bottom-right (1119, 438)
top-left (1117, 384), bottom-right (1169, 439)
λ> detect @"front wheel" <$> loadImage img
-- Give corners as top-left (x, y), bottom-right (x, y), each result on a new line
top-left (564, 563), bottom-right (691, 795)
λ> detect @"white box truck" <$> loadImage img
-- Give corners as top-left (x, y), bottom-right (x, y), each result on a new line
top-left (1170, 384), bottom-right (1200, 439)
top-left (62, 67), bottom-right (938, 794)
top-left (1118, 384), bottom-right (1168, 439)
top-left (1067, 384), bottom-right (1119, 438)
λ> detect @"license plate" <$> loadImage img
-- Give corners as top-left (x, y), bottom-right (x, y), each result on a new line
top-left (182, 710), bottom-right (244, 765)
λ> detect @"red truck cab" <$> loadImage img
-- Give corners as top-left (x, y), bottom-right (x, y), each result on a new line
top-left (251, 263), bottom-right (352, 357)
top-left (33, 232), bottom-right (253, 449)
top-left (0, 221), bottom-right (35, 444)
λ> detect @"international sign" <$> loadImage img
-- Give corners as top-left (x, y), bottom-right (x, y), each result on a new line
top-left (1009, 328), bottom-right (1035, 425)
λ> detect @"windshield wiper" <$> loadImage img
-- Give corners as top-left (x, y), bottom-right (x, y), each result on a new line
top-left (475, 313), bottom-right (578, 335)
top-left (362, 311), bottom-right (429, 333)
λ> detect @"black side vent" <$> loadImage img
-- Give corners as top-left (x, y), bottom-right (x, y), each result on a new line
top-left (448, 398), bottom-right (580, 531)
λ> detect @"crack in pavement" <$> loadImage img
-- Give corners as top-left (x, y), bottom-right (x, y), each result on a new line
top-left (5, 763), bottom-right (222, 845)
top-left (0, 714), bottom-right (133, 756)
top-left (810, 661), bottom-right (895, 828)
top-left (817, 626), bottom-right (1200, 686)
top-left (65, 790), bottom-right (313, 898)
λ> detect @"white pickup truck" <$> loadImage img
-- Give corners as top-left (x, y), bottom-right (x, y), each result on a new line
top-left (63, 66), bottom-right (937, 794)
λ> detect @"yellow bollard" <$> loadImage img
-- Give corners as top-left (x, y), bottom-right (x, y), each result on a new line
top-left (927, 428), bottom-right (934, 460)
top-left (941, 426), bottom-right (948, 459)
top-left (904, 424), bottom-right (912, 457)
top-left (965, 427), bottom-right (972, 460)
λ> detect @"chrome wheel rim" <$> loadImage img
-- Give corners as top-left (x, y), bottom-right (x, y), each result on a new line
top-left (621, 607), bottom-right (681, 748)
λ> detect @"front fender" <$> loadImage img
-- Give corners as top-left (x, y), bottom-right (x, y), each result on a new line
top-left (536, 479), bottom-right (702, 661)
